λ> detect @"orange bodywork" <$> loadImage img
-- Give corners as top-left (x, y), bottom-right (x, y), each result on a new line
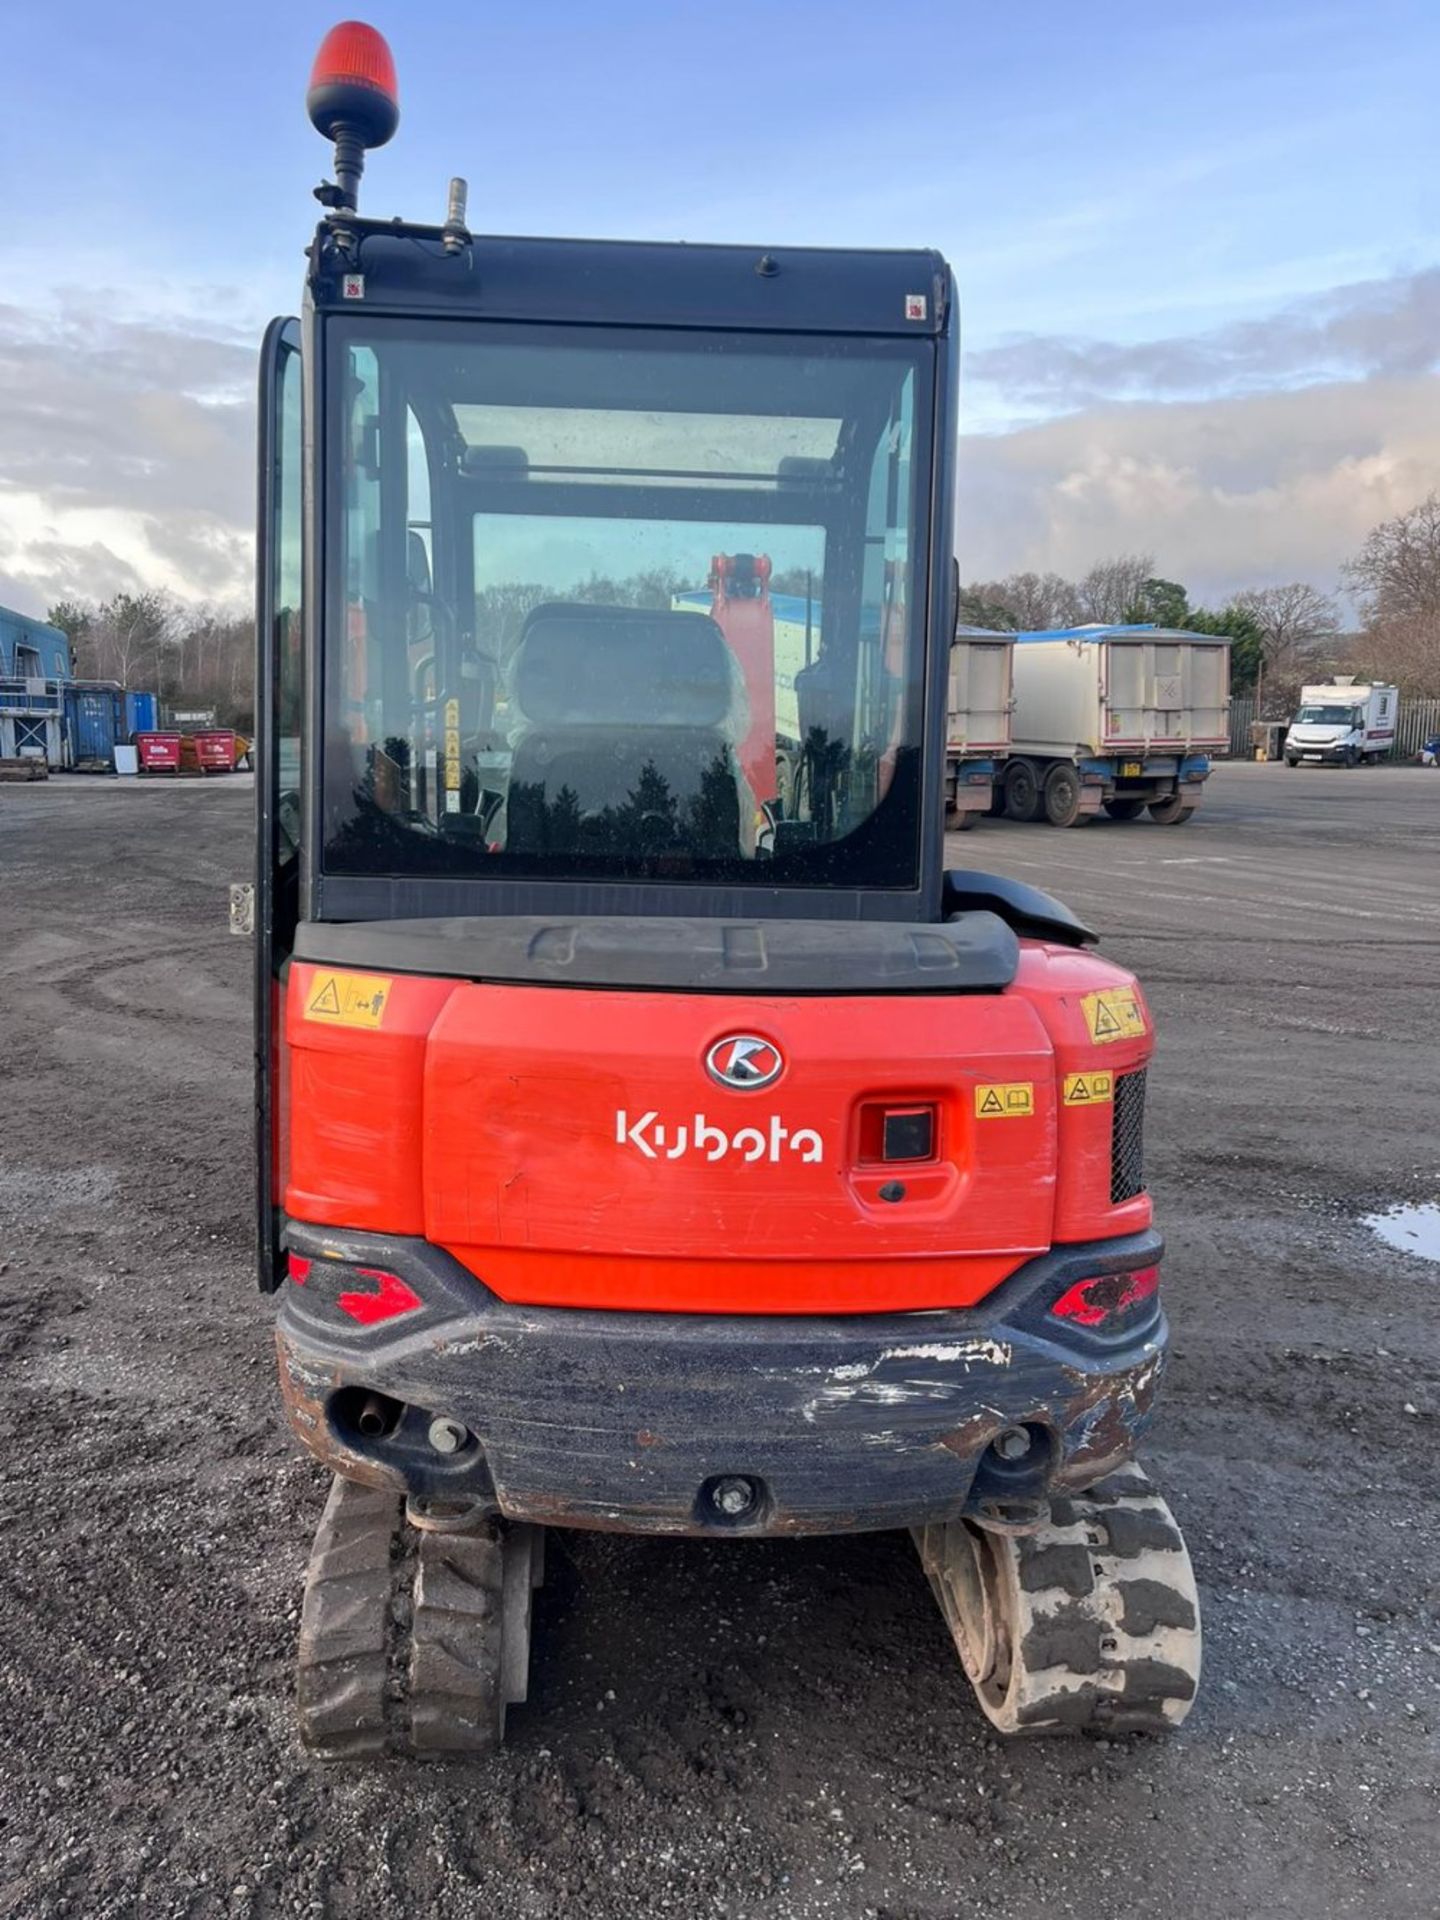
top-left (282, 942), bottom-right (1153, 1315)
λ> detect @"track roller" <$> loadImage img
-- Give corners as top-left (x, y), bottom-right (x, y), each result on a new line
top-left (914, 1465), bottom-right (1201, 1735)
top-left (296, 1473), bottom-right (541, 1760)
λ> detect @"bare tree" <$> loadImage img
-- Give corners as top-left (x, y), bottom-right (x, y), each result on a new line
top-left (1342, 495), bottom-right (1440, 695)
top-left (1232, 582), bottom-right (1340, 716)
top-left (475, 582), bottom-right (553, 664)
top-left (1343, 493), bottom-right (1440, 623)
top-left (172, 604), bottom-right (253, 724)
top-left (56, 589), bottom-right (179, 690)
top-left (48, 590), bottom-right (255, 724)
top-left (969, 571), bottom-right (1078, 630)
top-left (956, 585), bottom-right (1017, 630)
top-left (1357, 612), bottom-right (1440, 697)
top-left (1073, 554), bottom-right (1154, 625)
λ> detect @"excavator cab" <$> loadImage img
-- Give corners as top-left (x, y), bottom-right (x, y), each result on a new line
top-left (252, 23), bottom-right (1202, 1759)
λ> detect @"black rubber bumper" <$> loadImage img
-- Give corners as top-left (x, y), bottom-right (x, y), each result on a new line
top-left (276, 1225), bottom-right (1167, 1538)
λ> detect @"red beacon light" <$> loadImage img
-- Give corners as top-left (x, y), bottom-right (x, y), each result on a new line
top-left (306, 21), bottom-right (400, 213)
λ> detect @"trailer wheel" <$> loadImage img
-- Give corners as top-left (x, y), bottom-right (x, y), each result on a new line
top-left (296, 1474), bottom-right (539, 1761)
top-left (950, 806), bottom-right (981, 831)
top-left (1146, 795), bottom-right (1195, 825)
top-left (1042, 763), bottom-right (1086, 828)
top-left (1102, 796), bottom-right (1146, 821)
top-left (1002, 759), bottom-right (1042, 822)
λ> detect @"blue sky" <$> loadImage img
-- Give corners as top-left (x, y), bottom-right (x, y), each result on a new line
top-left (1, 0), bottom-right (1435, 610)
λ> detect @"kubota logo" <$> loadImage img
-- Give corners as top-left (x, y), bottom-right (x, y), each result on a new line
top-left (706, 1034), bottom-right (783, 1089)
top-left (615, 1110), bottom-right (823, 1164)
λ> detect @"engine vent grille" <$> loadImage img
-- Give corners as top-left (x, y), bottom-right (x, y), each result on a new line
top-left (1111, 1069), bottom-right (1147, 1204)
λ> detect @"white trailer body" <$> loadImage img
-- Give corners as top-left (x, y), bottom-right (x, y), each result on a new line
top-left (1284, 680), bottom-right (1398, 766)
top-left (1002, 626), bottom-right (1232, 827)
top-left (944, 628), bottom-right (1013, 828)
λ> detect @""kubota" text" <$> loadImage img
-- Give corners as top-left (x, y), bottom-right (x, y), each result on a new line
top-left (615, 1110), bottom-right (824, 1164)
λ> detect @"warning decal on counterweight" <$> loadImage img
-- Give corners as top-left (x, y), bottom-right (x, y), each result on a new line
top-left (1080, 988), bottom-right (1146, 1045)
top-left (975, 1082), bottom-right (1035, 1118)
top-left (1063, 1070), bottom-right (1115, 1106)
top-left (304, 971), bottom-right (392, 1029)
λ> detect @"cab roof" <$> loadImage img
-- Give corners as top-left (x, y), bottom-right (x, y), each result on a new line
top-left (308, 222), bottom-right (954, 337)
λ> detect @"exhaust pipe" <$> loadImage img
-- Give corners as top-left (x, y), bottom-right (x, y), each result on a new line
top-left (353, 1391), bottom-right (403, 1441)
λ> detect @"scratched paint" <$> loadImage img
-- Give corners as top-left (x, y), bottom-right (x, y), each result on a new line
top-left (761, 1338), bottom-right (1013, 1391)
top-left (795, 1341), bottom-right (1020, 1426)
top-left (799, 1384), bottom-right (944, 1425)
top-left (439, 1333), bottom-right (515, 1357)
top-left (882, 1340), bottom-right (1013, 1368)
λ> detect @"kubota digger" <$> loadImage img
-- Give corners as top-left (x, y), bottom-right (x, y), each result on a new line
top-left (251, 22), bottom-right (1201, 1757)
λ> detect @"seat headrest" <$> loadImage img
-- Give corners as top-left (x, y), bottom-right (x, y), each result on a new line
top-left (512, 606), bottom-right (739, 730)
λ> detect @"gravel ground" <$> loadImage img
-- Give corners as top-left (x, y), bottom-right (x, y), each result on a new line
top-left (0, 761), bottom-right (1436, 1920)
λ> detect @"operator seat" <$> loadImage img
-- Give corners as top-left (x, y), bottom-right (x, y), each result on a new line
top-left (504, 604), bottom-right (751, 858)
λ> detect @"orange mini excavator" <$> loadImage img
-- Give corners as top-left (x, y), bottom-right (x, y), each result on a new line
top-left (249, 22), bottom-right (1201, 1757)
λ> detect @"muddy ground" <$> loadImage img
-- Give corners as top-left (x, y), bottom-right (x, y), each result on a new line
top-left (1, 761), bottom-right (1436, 1919)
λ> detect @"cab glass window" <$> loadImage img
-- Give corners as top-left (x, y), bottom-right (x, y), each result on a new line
top-left (322, 320), bottom-right (931, 888)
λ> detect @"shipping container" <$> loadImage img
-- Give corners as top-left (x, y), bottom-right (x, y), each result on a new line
top-left (1001, 625), bottom-right (1232, 827)
top-left (944, 629), bottom-right (1013, 829)
top-left (125, 690), bottom-right (160, 735)
top-left (64, 685), bottom-right (124, 768)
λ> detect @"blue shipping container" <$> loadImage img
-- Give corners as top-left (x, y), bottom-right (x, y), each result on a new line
top-left (65, 686), bottom-right (123, 764)
top-left (125, 690), bottom-right (159, 734)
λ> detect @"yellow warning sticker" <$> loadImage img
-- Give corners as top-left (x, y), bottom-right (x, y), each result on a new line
top-left (443, 697), bottom-right (462, 795)
top-left (1081, 988), bottom-right (1146, 1045)
top-left (1063, 1069), bottom-right (1115, 1107)
top-left (975, 1082), bottom-right (1035, 1119)
top-left (304, 971), bottom-right (392, 1030)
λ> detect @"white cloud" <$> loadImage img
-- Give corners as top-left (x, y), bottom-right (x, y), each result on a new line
top-left (2, 271), bottom-right (1437, 626)
top-left (958, 373), bottom-right (1440, 603)
top-left (0, 299), bottom-right (255, 616)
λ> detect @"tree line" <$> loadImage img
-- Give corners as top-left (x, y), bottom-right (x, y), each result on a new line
top-left (46, 591), bottom-right (254, 731)
top-left (41, 492), bottom-right (1440, 730)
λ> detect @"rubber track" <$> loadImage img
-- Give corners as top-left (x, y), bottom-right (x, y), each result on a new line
top-left (297, 1478), bottom-right (517, 1760)
top-left (917, 1466), bottom-right (1203, 1735)
top-left (296, 1476), bottom-right (404, 1759)
top-left (409, 1525), bottom-right (505, 1755)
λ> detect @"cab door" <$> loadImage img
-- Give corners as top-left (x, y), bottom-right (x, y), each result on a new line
top-left (254, 317), bottom-right (303, 1289)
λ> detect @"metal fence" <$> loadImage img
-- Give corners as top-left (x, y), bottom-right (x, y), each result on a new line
top-left (1228, 694), bottom-right (1440, 759)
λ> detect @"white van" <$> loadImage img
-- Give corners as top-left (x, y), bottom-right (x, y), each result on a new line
top-left (1284, 680), bottom-right (1398, 767)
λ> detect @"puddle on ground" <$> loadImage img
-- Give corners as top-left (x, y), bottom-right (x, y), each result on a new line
top-left (1363, 1202), bottom-right (1440, 1265)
